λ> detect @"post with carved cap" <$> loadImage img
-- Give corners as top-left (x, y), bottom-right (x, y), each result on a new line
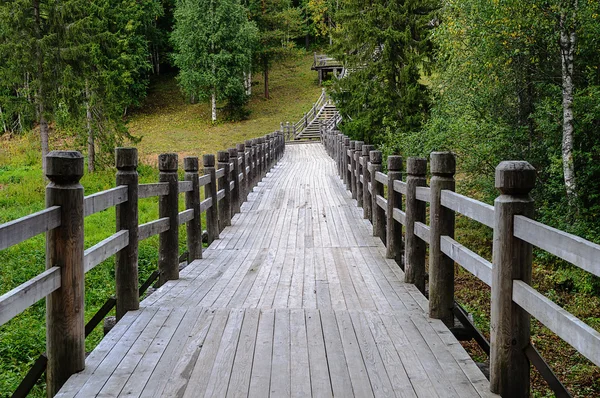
top-left (340, 135), bottom-right (346, 178)
top-left (429, 152), bottom-right (456, 326)
top-left (370, 150), bottom-right (386, 243)
top-left (343, 138), bottom-right (351, 188)
top-left (349, 141), bottom-right (357, 198)
top-left (261, 137), bottom-right (267, 177)
top-left (245, 140), bottom-right (253, 191)
top-left (203, 154), bottom-right (219, 244)
top-left (490, 161), bottom-right (535, 398)
top-left (217, 151), bottom-right (232, 231)
top-left (258, 138), bottom-right (264, 180)
top-left (158, 153), bottom-right (179, 286)
top-left (355, 141), bottom-right (364, 207)
top-left (237, 143), bottom-right (247, 202)
top-left (115, 148), bottom-right (139, 321)
top-left (229, 148), bottom-right (241, 214)
top-left (185, 157), bottom-right (202, 261)
top-left (45, 151), bottom-right (85, 396)
top-left (252, 139), bottom-right (258, 188)
top-left (362, 145), bottom-right (374, 220)
top-left (386, 156), bottom-right (403, 264)
top-left (404, 157), bottom-right (427, 293)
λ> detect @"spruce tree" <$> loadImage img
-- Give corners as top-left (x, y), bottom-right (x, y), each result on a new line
top-left (331, 0), bottom-right (436, 147)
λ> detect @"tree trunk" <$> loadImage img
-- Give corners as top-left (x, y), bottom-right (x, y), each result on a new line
top-left (34, 0), bottom-right (49, 173)
top-left (86, 82), bottom-right (95, 173)
top-left (211, 88), bottom-right (217, 122)
top-left (560, 7), bottom-right (577, 199)
top-left (244, 69), bottom-right (252, 96)
top-left (263, 59), bottom-right (269, 99)
top-left (0, 106), bottom-right (7, 133)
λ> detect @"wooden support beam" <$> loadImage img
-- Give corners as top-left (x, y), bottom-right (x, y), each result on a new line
top-left (158, 153), bottom-right (179, 286)
top-left (490, 161), bottom-right (536, 397)
top-left (115, 148), bottom-right (139, 320)
top-left (429, 152), bottom-right (456, 327)
top-left (185, 157), bottom-right (202, 261)
top-left (404, 157), bottom-right (427, 293)
top-left (45, 151), bottom-right (85, 396)
top-left (386, 156), bottom-right (403, 264)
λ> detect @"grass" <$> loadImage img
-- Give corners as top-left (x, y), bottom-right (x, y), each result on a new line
top-left (0, 53), bottom-right (321, 397)
top-left (128, 55), bottom-right (320, 163)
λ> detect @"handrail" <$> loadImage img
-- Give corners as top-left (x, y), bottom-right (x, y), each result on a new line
top-left (320, 128), bottom-right (600, 397)
top-left (2, 130), bottom-right (286, 396)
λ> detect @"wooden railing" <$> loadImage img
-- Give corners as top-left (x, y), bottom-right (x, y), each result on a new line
top-left (0, 132), bottom-right (285, 396)
top-left (279, 88), bottom-right (335, 141)
top-left (321, 129), bottom-right (600, 398)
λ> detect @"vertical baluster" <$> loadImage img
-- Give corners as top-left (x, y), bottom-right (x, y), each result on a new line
top-left (45, 151), bottom-right (85, 396)
top-left (204, 154), bottom-right (219, 244)
top-left (158, 153), bottom-right (179, 286)
top-left (429, 152), bottom-right (456, 326)
top-left (185, 156), bottom-right (202, 261)
top-left (490, 161), bottom-right (535, 397)
top-left (115, 147), bottom-right (139, 320)
top-left (404, 157), bottom-right (427, 293)
top-left (386, 156), bottom-right (403, 264)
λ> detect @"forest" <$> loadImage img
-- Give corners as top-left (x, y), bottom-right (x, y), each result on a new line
top-left (1, 0), bottom-right (600, 396)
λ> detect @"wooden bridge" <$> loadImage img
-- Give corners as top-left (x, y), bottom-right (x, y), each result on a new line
top-left (1, 109), bottom-right (600, 397)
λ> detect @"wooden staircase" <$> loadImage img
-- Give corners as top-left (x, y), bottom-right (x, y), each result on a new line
top-left (285, 89), bottom-right (341, 142)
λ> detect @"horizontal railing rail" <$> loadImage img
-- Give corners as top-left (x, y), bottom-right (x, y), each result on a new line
top-left (0, 131), bottom-right (285, 396)
top-left (321, 128), bottom-right (596, 398)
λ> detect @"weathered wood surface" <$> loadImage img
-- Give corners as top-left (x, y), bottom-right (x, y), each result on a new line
top-left (0, 206), bottom-right (61, 251)
top-left (84, 186), bottom-right (128, 217)
top-left (514, 215), bottom-right (600, 278)
top-left (138, 183), bottom-right (168, 199)
top-left (0, 266), bottom-right (61, 327)
top-left (57, 143), bottom-right (495, 398)
top-left (84, 230), bottom-right (129, 273)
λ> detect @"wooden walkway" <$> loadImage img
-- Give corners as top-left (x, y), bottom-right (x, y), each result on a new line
top-left (56, 143), bottom-right (495, 398)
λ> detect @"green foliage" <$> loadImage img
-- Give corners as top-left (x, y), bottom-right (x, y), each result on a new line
top-left (0, 0), bottom-right (161, 168)
top-left (330, 0), bottom-right (436, 147)
top-left (171, 0), bottom-right (258, 119)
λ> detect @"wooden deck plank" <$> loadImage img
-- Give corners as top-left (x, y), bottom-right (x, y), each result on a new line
top-left (226, 309), bottom-right (260, 398)
top-left (57, 143), bottom-right (495, 398)
top-left (248, 309), bottom-right (275, 397)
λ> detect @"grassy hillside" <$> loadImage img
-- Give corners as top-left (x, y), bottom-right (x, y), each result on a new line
top-left (0, 53), bottom-right (321, 397)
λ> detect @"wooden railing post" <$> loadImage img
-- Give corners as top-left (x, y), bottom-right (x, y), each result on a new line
top-left (262, 136), bottom-right (267, 176)
top-left (490, 161), bottom-right (536, 397)
top-left (258, 137), bottom-right (264, 180)
top-left (429, 152), bottom-right (456, 326)
top-left (264, 136), bottom-right (269, 173)
top-left (337, 135), bottom-right (343, 177)
top-left (245, 139), bottom-right (253, 191)
top-left (158, 153), bottom-right (179, 286)
top-left (203, 154), bottom-right (219, 244)
top-left (355, 141), bottom-right (364, 207)
top-left (349, 141), bottom-right (357, 198)
top-left (370, 150), bottom-right (386, 243)
top-left (252, 139), bottom-right (258, 188)
top-left (217, 150), bottom-right (231, 231)
top-left (404, 157), bottom-right (427, 293)
top-left (343, 137), bottom-right (350, 189)
top-left (386, 155), bottom-right (403, 263)
top-left (184, 156), bottom-right (202, 261)
top-left (237, 143), bottom-right (247, 202)
top-left (45, 151), bottom-right (85, 396)
top-left (362, 145), bottom-right (374, 220)
top-left (229, 148), bottom-right (241, 215)
top-left (115, 147), bottom-right (139, 321)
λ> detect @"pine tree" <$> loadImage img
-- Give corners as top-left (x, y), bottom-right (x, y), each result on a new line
top-left (172, 0), bottom-right (258, 121)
